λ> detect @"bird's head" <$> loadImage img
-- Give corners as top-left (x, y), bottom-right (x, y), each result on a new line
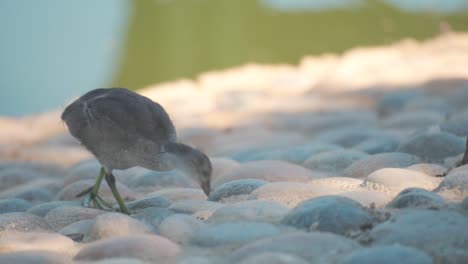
top-left (162, 142), bottom-right (212, 196)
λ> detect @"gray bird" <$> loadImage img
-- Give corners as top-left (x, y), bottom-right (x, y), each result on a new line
top-left (61, 88), bottom-right (212, 214)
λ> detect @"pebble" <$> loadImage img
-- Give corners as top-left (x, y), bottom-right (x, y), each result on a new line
top-left (233, 143), bottom-right (341, 164)
top-left (406, 163), bottom-right (448, 177)
top-left (312, 127), bottom-right (381, 148)
top-left (0, 167), bottom-right (50, 191)
top-left (122, 195), bottom-right (171, 212)
top-left (213, 160), bottom-right (318, 188)
top-left (208, 200), bottom-right (289, 224)
top-left (0, 182), bottom-right (54, 204)
top-left (63, 159), bottom-right (101, 185)
top-left (362, 168), bottom-right (442, 194)
top-left (376, 89), bottom-right (423, 116)
top-left (302, 149), bottom-right (368, 175)
top-left (208, 179), bottom-right (267, 202)
top-left (341, 244), bottom-right (433, 264)
top-left (74, 234), bottom-right (181, 262)
top-left (281, 196), bottom-right (372, 235)
top-left (238, 252), bottom-right (309, 264)
top-left (190, 221), bottom-right (281, 247)
top-left (0, 198), bottom-right (32, 213)
top-left (0, 212), bottom-right (51, 232)
top-left (159, 214), bottom-right (205, 244)
top-left (133, 207), bottom-right (174, 231)
top-left (55, 179), bottom-right (136, 204)
top-left (397, 130), bottom-right (465, 163)
top-left (339, 190), bottom-right (391, 208)
top-left (83, 212), bottom-right (152, 242)
top-left (228, 232), bottom-right (360, 263)
top-left (386, 188), bottom-right (446, 209)
top-left (169, 200), bottom-right (224, 220)
top-left (44, 206), bottom-right (104, 230)
top-left (435, 170), bottom-right (468, 202)
top-left (248, 181), bottom-right (342, 208)
top-left (0, 231), bottom-right (75, 255)
top-left (127, 170), bottom-right (198, 193)
top-left (352, 135), bottom-right (400, 154)
top-left (210, 157), bottom-right (240, 183)
top-left (58, 219), bottom-right (94, 242)
top-left (26, 201), bottom-right (80, 217)
top-left (370, 210), bottom-right (468, 264)
top-left (381, 111), bottom-right (444, 131)
top-left (144, 188), bottom-right (207, 202)
top-left (344, 152), bottom-right (421, 178)
top-left (0, 251), bottom-right (71, 264)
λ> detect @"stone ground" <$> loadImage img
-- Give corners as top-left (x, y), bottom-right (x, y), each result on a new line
top-left (1, 33), bottom-right (468, 264)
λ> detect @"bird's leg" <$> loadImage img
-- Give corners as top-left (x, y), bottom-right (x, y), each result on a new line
top-left (77, 167), bottom-right (112, 210)
top-left (105, 173), bottom-right (130, 215)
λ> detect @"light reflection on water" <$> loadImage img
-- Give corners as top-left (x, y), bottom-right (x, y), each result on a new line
top-left (1, 0), bottom-right (468, 116)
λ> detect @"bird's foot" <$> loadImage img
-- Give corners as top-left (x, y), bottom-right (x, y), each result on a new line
top-left (77, 187), bottom-right (114, 211)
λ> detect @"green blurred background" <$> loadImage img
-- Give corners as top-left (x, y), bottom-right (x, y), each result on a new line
top-left (1, 0), bottom-right (468, 116)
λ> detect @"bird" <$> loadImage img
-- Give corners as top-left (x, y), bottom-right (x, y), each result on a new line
top-left (61, 88), bottom-right (212, 214)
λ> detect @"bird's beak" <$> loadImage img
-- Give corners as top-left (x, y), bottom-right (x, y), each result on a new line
top-left (201, 181), bottom-right (211, 197)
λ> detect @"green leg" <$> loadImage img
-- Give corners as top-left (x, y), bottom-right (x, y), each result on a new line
top-left (77, 167), bottom-right (111, 210)
top-left (105, 173), bottom-right (130, 215)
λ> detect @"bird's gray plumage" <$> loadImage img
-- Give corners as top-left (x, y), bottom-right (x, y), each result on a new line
top-left (62, 88), bottom-right (177, 170)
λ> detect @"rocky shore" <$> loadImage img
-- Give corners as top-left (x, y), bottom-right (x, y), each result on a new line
top-left (1, 33), bottom-right (468, 263)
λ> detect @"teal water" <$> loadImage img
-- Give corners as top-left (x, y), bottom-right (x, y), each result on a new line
top-left (1, 0), bottom-right (468, 116)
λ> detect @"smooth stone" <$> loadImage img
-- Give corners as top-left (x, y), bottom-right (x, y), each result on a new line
top-left (208, 179), bottom-right (267, 202)
top-left (144, 188), bottom-right (207, 202)
top-left (213, 160), bottom-right (318, 188)
top-left (0, 183), bottom-right (54, 204)
top-left (58, 219), bottom-right (94, 242)
top-left (208, 200), bottom-right (289, 224)
top-left (352, 135), bottom-right (400, 154)
top-left (190, 222), bottom-right (281, 247)
top-left (341, 244), bottom-right (433, 264)
top-left (169, 200), bottom-right (224, 220)
top-left (381, 111), bottom-right (444, 130)
top-left (0, 212), bottom-right (51, 232)
top-left (248, 181), bottom-right (342, 208)
top-left (239, 252), bottom-right (309, 264)
top-left (159, 214), bottom-right (205, 244)
top-left (233, 144), bottom-right (341, 164)
top-left (376, 89), bottom-right (423, 116)
top-left (435, 170), bottom-right (468, 202)
top-left (461, 197), bottom-right (468, 211)
top-left (440, 119), bottom-right (468, 137)
top-left (177, 256), bottom-right (214, 264)
top-left (63, 159), bottom-right (101, 185)
top-left (91, 258), bottom-right (145, 264)
top-left (210, 157), bottom-right (240, 183)
top-left (74, 235), bottom-right (181, 262)
top-left (0, 231), bottom-right (75, 254)
top-left (311, 127), bottom-right (381, 148)
top-left (0, 198), bottom-right (32, 213)
top-left (127, 170), bottom-right (198, 193)
top-left (55, 179), bottom-right (136, 204)
top-left (407, 163), bottom-right (448, 177)
top-left (0, 167), bottom-right (51, 191)
top-left (281, 196), bottom-right (372, 235)
top-left (339, 190), bottom-right (391, 208)
top-left (228, 232), bottom-right (360, 263)
top-left (121, 195), bottom-right (171, 212)
top-left (84, 212), bottom-right (152, 242)
top-left (26, 201), bottom-right (80, 217)
top-left (363, 168), bottom-right (442, 194)
top-left (344, 152), bottom-right (421, 178)
top-left (0, 251), bottom-right (71, 264)
top-left (371, 210), bottom-right (468, 264)
top-left (386, 188), bottom-right (446, 209)
top-left (302, 149), bottom-right (368, 175)
top-left (404, 96), bottom-right (455, 115)
top-left (397, 130), bottom-right (465, 163)
top-left (133, 207), bottom-right (174, 231)
top-left (44, 206), bottom-right (105, 230)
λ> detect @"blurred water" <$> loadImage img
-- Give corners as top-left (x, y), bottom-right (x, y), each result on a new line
top-left (0, 0), bottom-right (129, 116)
top-left (1, 0), bottom-right (468, 116)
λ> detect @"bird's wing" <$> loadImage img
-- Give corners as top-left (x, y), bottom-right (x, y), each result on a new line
top-left (88, 89), bottom-right (177, 145)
